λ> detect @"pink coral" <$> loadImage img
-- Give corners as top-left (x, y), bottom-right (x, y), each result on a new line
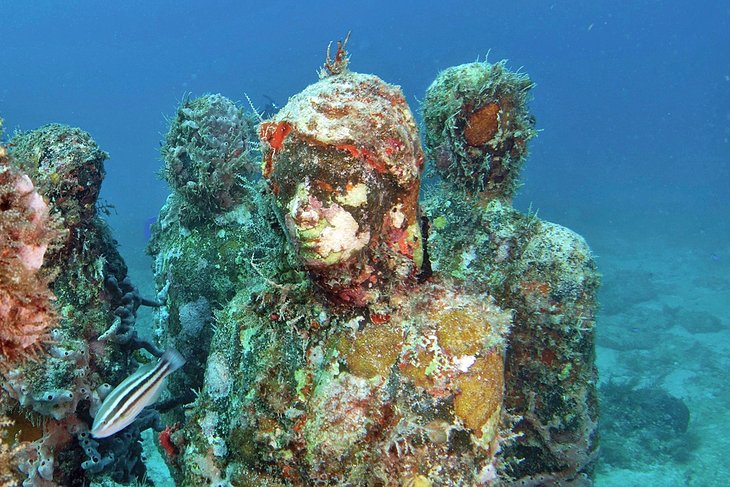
top-left (13, 173), bottom-right (50, 270)
top-left (0, 162), bottom-right (64, 365)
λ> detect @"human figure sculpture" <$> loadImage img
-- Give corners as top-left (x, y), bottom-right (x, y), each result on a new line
top-left (172, 49), bottom-right (512, 486)
top-left (422, 60), bottom-right (600, 484)
top-left (161, 43), bottom-right (599, 487)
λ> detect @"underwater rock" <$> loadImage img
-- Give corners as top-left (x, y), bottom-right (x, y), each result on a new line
top-left (600, 269), bottom-right (659, 315)
top-left (599, 381), bottom-right (691, 468)
top-left (670, 307), bottom-right (726, 334)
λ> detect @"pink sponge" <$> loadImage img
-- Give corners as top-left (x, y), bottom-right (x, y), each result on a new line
top-left (0, 164), bottom-right (64, 363)
top-left (13, 173), bottom-right (51, 270)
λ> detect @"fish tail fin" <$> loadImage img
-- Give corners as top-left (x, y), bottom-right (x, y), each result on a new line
top-left (161, 348), bottom-right (186, 373)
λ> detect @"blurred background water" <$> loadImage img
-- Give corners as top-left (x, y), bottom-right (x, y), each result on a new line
top-left (2, 1), bottom-right (728, 484)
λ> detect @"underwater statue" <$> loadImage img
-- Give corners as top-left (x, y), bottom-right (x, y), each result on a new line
top-left (153, 39), bottom-right (599, 486)
top-left (0, 36), bottom-right (599, 486)
top-left (421, 61), bottom-right (600, 484)
top-left (153, 43), bottom-right (507, 485)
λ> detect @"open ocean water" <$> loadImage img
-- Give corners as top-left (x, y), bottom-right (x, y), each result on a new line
top-left (1, 1), bottom-right (728, 485)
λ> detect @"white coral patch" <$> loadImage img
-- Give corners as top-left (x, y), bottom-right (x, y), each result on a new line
top-left (453, 355), bottom-right (476, 373)
top-left (287, 182), bottom-right (311, 222)
top-left (390, 203), bottom-right (406, 228)
top-left (336, 183), bottom-right (368, 207)
top-left (318, 206), bottom-right (369, 259)
top-left (205, 353), bottom-right (232, 400)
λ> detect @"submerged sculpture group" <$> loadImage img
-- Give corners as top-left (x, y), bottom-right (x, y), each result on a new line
top-left (0, 39), bottom-right (598, 486)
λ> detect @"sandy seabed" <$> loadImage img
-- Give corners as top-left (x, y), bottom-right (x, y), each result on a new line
top-left (586, 203), bottom-right (730, 486)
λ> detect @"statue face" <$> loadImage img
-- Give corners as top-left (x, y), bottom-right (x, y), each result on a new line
top-left (260, 73), bottom-right (424, 306)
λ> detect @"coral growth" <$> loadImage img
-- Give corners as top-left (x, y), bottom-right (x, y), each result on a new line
top-left (147, 176), bottom-right (292, 414)
top-left (463, 102), bottom-right (501, 147)
top-left (161, 94), bottom-right (258, 220)
top-left (173, 277), bottom-right (510, 485)
top-left (423, 60), bottom-right (536, 199)
top-left (320, 31), bottom-right (351, 77)
top-left (0, 411), bottom-right (25, 486)
top-left (161, 44), bottom-right (515, 483)
top-left (149, 93), bottom-right (296, 433)
top-left (158, 422), bottom-right (181, 460)
top-left (0, 162), bottom-right (64, 365)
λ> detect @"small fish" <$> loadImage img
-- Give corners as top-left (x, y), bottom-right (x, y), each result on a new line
top-left (91, 349), bottom-right (185, 438)
top-left (143, 215), bottom-right (157, 240)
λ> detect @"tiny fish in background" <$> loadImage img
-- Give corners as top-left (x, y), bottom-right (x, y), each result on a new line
top-left (144, 215), bottom-right (157, 240)
top-left (91, 349), bottom-right (185, 438)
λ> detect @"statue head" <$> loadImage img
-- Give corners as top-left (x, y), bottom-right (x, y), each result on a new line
top-left (260, 71), bottom-right (424, 306)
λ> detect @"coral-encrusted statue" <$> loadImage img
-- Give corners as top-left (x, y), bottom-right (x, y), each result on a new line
top-left (422, 61), bottom-right (600, 484)
top-left (161, 94), bottom-right (259, 221)
top-left (155, 41), bottom-right (599, 486)
top-left (259, 63), bottom-right (424, 307)
top-left (171, 42), bottom-right (513, 485)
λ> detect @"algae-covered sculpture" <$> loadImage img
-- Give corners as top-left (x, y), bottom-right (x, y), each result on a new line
top-left (259, 51), bottom-right (424, 307)
top-left (149, 93), bottom-right (284, 416)
top-left (422, 61), bottom-right (600, 484)
top-left (1, 38), bottom-right (599, 486)
top-left (423, 60), bottom-right (536, 199)
top-left (161, 94), bottom-right (259, 221)
top-left (150, 39), bottom-right (599, 486)
top-left (159, 39), bottom-right (513, 485)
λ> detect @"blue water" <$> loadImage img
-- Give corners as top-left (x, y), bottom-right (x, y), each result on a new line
top-left (2, 1), bottom-right (727, 246)
top-left (2, 1), bottom-right (729, 484)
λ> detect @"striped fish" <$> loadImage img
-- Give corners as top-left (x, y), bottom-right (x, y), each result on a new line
top-left (91, 349), bottom-right (185, 438)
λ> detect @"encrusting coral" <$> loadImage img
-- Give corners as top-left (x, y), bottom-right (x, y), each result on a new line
top-left (0, 398), bottom-right (26, 487)
top-left (10, 124), bottom-right (108, 238)
top-left (0, 39), bottom-right (600, 486)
